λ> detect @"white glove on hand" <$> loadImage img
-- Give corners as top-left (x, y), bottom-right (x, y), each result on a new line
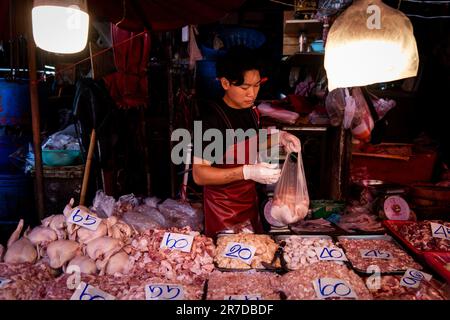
top-left (280, 131), bottom-right (301, 153)
top-left (242, 162), bottom-right (281, 184)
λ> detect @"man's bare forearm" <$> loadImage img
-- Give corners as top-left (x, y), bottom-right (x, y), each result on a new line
top-left (193, 164), bottom-right (244, 186)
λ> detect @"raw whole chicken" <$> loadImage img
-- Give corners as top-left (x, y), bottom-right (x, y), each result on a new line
top-left (105, 251), bottom-right (132, 275)
top-left (46, 240), bottom-right (80, 269)
top-left (63, 198), bottom-right (75, 217)
top-left (41, 215), bottom-right (68, 240)
top-left (26, 227), bottom-right (58, 246)
top-left (4, 220), bottom-right (38, 264)
top-left (107, 220), bottom-right (134, 243)
top-left (76, 221), bottom-right (108, 244)
top-left (85, 237), bottom-right (123, 262)
top-left (67, 255), bottom-right (97, 275)
top-left (271, 199), bottom-right (309, 225)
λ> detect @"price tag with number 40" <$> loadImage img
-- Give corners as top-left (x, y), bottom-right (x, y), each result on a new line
top-left (314, 247), bottom-right (348, 261)
top-left (160, 232), bottom-right (194, 253)
top-left (69, 208), bottom-right (101, 231)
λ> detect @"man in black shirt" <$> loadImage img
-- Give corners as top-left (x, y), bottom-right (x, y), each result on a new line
top-left (193, 46), bottom-right (301, 237)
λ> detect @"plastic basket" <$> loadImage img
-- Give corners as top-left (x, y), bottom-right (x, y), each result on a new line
top-left (42, 149), bottom-right (81, 167)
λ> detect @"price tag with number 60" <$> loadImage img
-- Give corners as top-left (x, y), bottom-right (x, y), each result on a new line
top-left (69, 208), bottom-right (101, 231)
top-left (313, 278), bottom-right (358, 300)
top-left (70, 282), bottom-right (115, 300)
top-left (160, 232), bottom-right (194, 253)
top-left (223, 242), bottom-right (256, 265)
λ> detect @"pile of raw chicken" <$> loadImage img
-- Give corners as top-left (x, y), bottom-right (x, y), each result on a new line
top-left (0, 199), bottom-right (215, 300)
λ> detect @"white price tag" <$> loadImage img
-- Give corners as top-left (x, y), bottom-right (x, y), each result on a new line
top-left (314, 247), bottom-right (348, 261)
top-left (69, 208), bottom-right (101, 231)
top-left (313, 278), bottom-right (358, 300)
top-left (160, 232), bottom-right (194, 253)
top-left (400, 268), bottom-right (432, 289)
top-left (70, 282), bottom-right (115, 300)
top-left (430, 222), bottom-right (450, 240)
top-left (145, 284), bottom-right (184, 300)
top-left (0, 277), bottom-right (12, 289)
top-left (360, 249), bottom-right (393, 259)
top-left (223, 242), bottom-right (257, 265)
top-left (225, 294), bottom-right (262, 300)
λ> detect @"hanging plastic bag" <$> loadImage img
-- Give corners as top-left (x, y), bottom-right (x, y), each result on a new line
top-left (351, 87), bottom-right (374, 143)
top-left (325, 88), bottom-right (346, 126)
top-left (344, 88), bottom-right (357, 129)
top-left (270, 152), bottom-right (310, 225)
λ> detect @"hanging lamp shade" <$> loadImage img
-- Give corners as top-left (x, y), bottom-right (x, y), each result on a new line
top-left (324, 0), bottom-right (419, 91)
top-left (32, 0), bottom-right (89, 54)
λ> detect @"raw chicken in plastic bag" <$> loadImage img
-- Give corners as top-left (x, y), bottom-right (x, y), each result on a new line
top-left (270, 152), bottom-right (309, 225)
top-left (351, 87), bottom-right (374, 143)
top-left (114, 193), bottom-right (140, 215)
top-left (92, 190), bottom-right (116, 218)
top-left (121, 207), bottom-right (168, 232)
top-left (325, 88), bottom-right (346, 126)
top-left (158, 199), bottom-right (204, 232)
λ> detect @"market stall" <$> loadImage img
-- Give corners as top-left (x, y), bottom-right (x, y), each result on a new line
top-left (0, 189), bottom-right (449, 300)
top-left (0, 0), bottom-right (450, 302)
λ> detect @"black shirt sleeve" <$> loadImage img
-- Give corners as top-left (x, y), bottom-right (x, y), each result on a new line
top-left (193, 99), bottom-right (227, 164)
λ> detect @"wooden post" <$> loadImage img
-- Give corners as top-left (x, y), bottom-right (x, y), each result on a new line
top-left (166, 35), bottom-right (177, 199)
top-left (80, 129), bottom-right (96, 206)
top-left (26, 0), bottom-right (45, 220)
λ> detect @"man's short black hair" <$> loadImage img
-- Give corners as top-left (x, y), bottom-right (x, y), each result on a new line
top-left (215, 46), bottom-right (263, 86)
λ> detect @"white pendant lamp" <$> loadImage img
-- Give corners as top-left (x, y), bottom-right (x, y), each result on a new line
top-left (324, 0), bottom-right (419, 91)
top-left (32, 0), bottom-right (90, 54)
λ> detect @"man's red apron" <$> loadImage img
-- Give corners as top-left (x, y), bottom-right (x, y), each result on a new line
top-left (203, 103), bottom-right (263, 237)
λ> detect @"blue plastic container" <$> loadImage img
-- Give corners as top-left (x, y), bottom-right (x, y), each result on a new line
top-left (0, 173), bottom-right (33, 221)
top-left (42, 149), bottom-right (81, 167)
top-left (310, 40), bottom-right (325, 53)
top-left (0, 79), bottom-right (31, 126)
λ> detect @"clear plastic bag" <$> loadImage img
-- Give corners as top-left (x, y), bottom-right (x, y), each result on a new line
top-left (114, 193), bottom-right (140, 215)
top-left (42, 129), bottom-right (80, 151)
top-left (270, 152), bottom-right (310, 225)
top-left (325, 88), bottom-right (346, 126)
top-left (351, 87), bottom-right (374, 143)
top-left (92, 190), bottom-right (116, 218)
top-left (158, 199), bottom-right (204, 232)
top-left (121, 208), bottom-right (168, 232)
